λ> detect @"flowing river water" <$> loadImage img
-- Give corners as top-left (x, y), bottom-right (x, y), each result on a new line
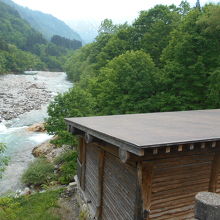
top-left (0, 71), bottom-right (72, 195)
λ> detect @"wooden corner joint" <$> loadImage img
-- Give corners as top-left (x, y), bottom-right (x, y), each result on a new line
top-left (212, 141), bottom-right (216, 148)
top-left (119, 149), bottom-right (130, 163)
top-left (178, 145), bottom-right (183, 151)
top-left (153, 148), bottom-right (158, 155)
top-left (189, 144), bottom-right (194, 150)
top-left (85, 133), bottom-right (94, 144)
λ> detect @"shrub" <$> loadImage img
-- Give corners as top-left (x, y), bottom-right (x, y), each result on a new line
top-left (22, 158), bottom-right (55, 186)
top-left (54, 150), bottom-right (77, 184)
top-left (0, 190), bottom-right (62, 220)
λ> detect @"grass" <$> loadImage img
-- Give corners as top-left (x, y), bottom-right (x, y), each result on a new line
top-left (0, 189), bottom-right (62, 220)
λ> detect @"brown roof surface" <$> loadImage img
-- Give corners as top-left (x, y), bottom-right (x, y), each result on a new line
top-left (65, 109), bottom-right (220, 154)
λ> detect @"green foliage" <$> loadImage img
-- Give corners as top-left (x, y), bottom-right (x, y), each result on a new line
top-left (22, 158), bottom-right (55, 186)
top-left (46, 87), bottom-right (95, 144)
top-left (0, 190), bottom-right (61, 220)
top-left (51, 35), bottom-right (82, 50)
top-left (0, 143), bottom-right (9, 178)
top-left (47, 2), bottom-right (220, 145)
top-left (54, 150), bottom-right (77, 184)
top-left (94, 50), bottom-right (158, 114)
top-left (133, 4), bottom-right (181, 65)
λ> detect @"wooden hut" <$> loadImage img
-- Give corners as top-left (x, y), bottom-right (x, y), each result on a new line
top-left (65, 109), bottom-right (220, 220)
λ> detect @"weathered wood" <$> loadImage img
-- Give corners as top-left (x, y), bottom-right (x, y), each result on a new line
top-left (209, 152), bottom-right (220, 192)
top-left (165, 147), bottom-right (171, 153)
top-left (201, 142), bottom-right (206, 149)
top-left (85, 133), bottom-right (94, 144)
top-left (80, 137), bottom-right (86, 190)
top-left (142, 162), bottom-right (154, 219)
top-left (212, 141), bottom-right (217, 148)
top-left (189, 144), bottom-right (194, 150)
top-left (84, 144), bottom-right (99, 213)
top-left (153, 148), bottom-right (158, 155)
top-left (119, 149), bottom-right (130, 163)
top-left (69, 125), bottom-right (84, 135)
top-left (102, 152), bottom-right (137, 220)
top-left (136, 161), bottom-right (154, 220)
top-left (96, 149), bottom-right (105, 220)
top-left (148, 153), bottom-right (214, 219)
top-left (178, 144), bottom-right (183, 151)
top-left (143, 145), bottom-right (220, 161)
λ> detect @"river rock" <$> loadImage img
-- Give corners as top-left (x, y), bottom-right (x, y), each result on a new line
top-left (20, 187), bottom-right (31, 196)
top-left (0, 73), bottom-right (53, 121)
top-left (27, 123), bottom-right (46, 132)
top-left (32, 138), bottom-right (69, 162)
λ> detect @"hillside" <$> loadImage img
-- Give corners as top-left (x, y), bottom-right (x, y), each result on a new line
top-left (0, 1), bottom-right (46, 73)
top-left (0, 0), bottom-right (82, 73)
top-left (0, 0), bottom-right (46, 51)
top-left (1, 0), bottom-right (82, 42)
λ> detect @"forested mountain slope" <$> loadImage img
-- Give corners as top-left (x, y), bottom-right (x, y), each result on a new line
top-left (0, 1), bottom-right (81, 73)
top-left (1, 0), bottom-right (82, 42)
top-left (45, 2), bottom-right (220, 145)
top-left (0, 1), bottom-right (45, 73)
top-left (0, 0), bottom-right (46, 51)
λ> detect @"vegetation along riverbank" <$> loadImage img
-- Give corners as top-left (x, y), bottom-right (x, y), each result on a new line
top-left (0, 0), bottom-right (220, 219)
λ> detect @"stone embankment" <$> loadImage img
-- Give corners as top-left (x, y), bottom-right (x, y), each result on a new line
top-left (0, 74), bottom-right (52, 121)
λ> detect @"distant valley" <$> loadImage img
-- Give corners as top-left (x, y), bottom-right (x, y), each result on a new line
top-left (67, 19), bottom-right (99, 44)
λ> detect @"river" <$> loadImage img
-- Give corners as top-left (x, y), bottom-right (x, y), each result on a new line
top-left (0, 71), bottom-right (72, 195)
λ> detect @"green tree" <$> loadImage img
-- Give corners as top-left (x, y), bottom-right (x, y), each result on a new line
top-left (93, 50), bottom-right (158, 114)
top-left (98, 19), bottom-right (117, 34)
top-left (160, 5), bottom-right (220, 110)
top-left (46, 87), bottom-right (95, 145)
top-left (132, 4), bottom-right (181, 65)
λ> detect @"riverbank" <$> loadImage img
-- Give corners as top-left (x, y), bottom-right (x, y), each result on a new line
top-left (0, 71), bottom-right (72, 195)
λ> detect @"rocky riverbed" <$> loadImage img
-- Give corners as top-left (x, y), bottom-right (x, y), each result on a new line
top-left (0, 73), bottom-right (54, 121)
top-left (0, 71), bottom-right (72, 195)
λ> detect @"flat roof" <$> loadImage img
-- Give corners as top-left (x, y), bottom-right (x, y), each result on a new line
top-left (65, 109), bottom-right (220, 155)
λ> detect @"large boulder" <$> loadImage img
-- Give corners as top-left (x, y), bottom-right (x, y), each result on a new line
top-left (32, 138), bottom-right (69, 162)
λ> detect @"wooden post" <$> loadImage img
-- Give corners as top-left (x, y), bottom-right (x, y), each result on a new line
top-left (209, 152), bottom-right (220, 192)
top-left (96, 149), bottom-right (105, 220)
top-left (80, 137), bottom-right (86, 191)
top-left (135, 161), bottom-right (154, 220)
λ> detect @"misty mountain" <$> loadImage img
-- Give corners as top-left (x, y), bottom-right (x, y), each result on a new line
top-left (67, 19), bottom-right (99, 44)
top-left (1, 0), bottom-right (82, 42)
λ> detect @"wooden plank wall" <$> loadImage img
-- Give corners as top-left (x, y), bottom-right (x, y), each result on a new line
top-left (102, 152), bottom-right (137, 220)
top-left (85, 143), bottom-right (99, 212)
top-left (149, 153), bottom-right (215, 220)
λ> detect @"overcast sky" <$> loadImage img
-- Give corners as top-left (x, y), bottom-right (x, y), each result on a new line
top-left (12, 0), bottom-right (219, 23)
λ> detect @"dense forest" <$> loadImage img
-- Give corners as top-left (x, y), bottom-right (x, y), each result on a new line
top-left (46, 2), bottom-right (220, 145)
top-left (51, 35), bottom-right (82, 50)
top-left (0, 0), bottom-right (82, 74)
